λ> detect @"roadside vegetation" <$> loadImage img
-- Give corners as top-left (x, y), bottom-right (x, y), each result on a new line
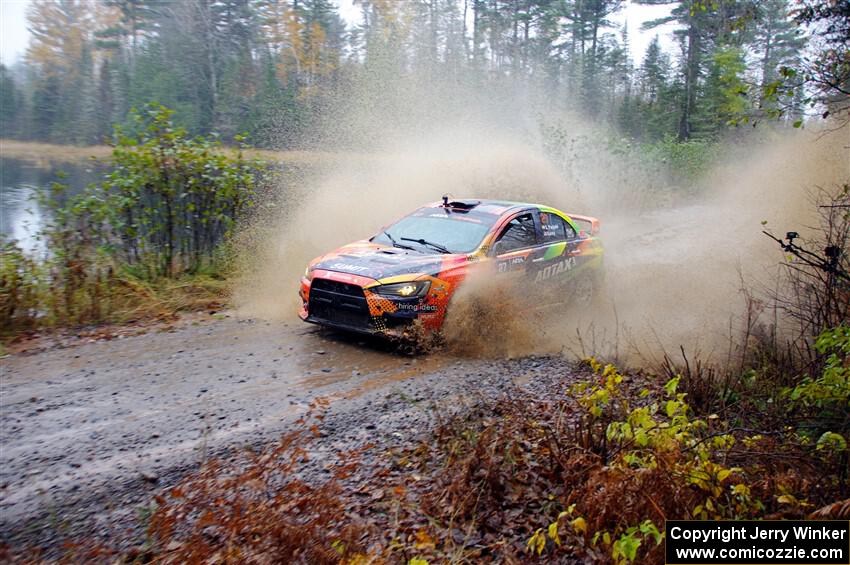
top-left (0, 105), bottom-right (266, 337)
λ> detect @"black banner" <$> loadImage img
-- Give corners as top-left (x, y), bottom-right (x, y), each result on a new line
top-left (666, 520), bottom-right (850, 564)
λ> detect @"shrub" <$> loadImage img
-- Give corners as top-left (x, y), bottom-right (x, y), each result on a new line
top-left (786, 325), bottom-right (850, 458)
top-left (0, 104), bottom-right (265, 336)
top-left (104, 104), bottom-right (264, 278)
top-left (0, 238), bottom-right (43, 332)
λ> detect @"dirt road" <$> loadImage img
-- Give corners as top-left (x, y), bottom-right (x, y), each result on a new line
top-left (0, 314), bottom-right (568, 553)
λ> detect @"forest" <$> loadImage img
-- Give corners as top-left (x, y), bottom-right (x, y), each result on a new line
top-left (1, 0), bottom-right (845, 150)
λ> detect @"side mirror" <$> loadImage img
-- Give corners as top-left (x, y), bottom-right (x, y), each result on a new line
top-left (492, 240), bottom-right (505, 256)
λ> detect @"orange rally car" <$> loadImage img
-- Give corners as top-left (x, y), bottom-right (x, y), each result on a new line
top-left (299, 197), bottom-right (603, 339)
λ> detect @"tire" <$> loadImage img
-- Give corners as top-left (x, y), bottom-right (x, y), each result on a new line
top-left (572, 274), bottom-right (595, 309)
top-left (571, 270), bottom-right (607, 311)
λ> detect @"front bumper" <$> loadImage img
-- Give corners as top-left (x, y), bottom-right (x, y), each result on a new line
top-left (299, 273), bottom-right (434, 338)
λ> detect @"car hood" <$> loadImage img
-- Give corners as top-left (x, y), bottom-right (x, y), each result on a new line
top-left (310, 241), bottom-right (461, 282)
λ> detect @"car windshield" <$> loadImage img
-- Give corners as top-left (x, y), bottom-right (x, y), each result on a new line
top-left (371, 213), bottom-right (493, 254)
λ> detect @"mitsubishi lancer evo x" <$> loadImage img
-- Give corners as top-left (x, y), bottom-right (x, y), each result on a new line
top-left (299, 197), bottom-right (603, 339)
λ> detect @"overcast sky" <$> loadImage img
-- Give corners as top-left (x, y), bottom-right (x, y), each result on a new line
top-left (0, 0), bottom-right (676, 67)
top-left (1, 0), bottom-right (29, 66)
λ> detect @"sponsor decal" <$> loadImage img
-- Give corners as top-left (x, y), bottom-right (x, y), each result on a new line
top-left (396, 303), bottom-right (438, 312)
top-left (329, 262), bottom-right (370, 273)
top-left (497, 255), bottom-right (526, 273)
top-left (534, 256), bottom-right (576, 282)
top-left (543, 241), bottom-right (568, 260)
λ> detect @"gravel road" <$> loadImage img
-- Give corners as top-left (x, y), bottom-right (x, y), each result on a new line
top-left (0, 313), bottom-right (578, 554)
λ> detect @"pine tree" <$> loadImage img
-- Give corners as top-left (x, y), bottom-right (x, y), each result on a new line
top-left (0, 65), bottom-right (21, 138)
top-left (634, 35), bottom-right (678, 140)
top-left (750, 0), bottom-right (805, 118)
top-left (96, 58), bottom-right (115, 140)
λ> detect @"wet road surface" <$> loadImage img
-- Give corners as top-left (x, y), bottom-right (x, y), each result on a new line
top-left (0, 314), bottom-right (459, 550)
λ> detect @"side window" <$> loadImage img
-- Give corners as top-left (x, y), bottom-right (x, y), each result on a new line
top-left (565, 219), bottom-right (577, 240)
top-left (495, 213), bottom-right (537, 253)
top-left (540, 212), bottom-right (576, 242)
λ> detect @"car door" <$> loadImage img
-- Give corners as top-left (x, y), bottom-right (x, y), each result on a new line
top-left (491, 211), bottom-right (539, 281)
top-left (531, 210), bottom-right (580, 286)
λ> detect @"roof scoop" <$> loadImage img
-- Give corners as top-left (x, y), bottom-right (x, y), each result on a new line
top-left (441, 195), bottom-right (480, 210)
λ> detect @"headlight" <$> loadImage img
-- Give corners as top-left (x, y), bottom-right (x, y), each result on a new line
top-left (374, 280), bottom-right (431, 298)
top-left (304, 266), bottom-right (311, 278)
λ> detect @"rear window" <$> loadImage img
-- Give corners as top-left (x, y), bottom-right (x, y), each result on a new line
top-left (540, 212), bottom-right (576, 242)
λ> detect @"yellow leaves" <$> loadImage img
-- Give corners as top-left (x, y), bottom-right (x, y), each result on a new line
top-left (578, 385), bottom-right (610, 418)
top-left (592, 529), bottom-right (613, 547)
top-left (408, 558), bottom-right (429, 565)
top-left (732, 483), bottom-right (751, 497)
top-left (371, 0), bottom-right (406, 23)
top-left (601, 363), bottom-right (620, 380)
top-left (663, 376), bottom-right (681, 397)
top-left (743, 434), bottom-right (764, 447)
top-left (331, 540), bottom-right (347, 555)
top-left (26, 0), bottom-right (93, 74)
top-left (259, 3), bottom-right (338, 89)
top-left (527, 508), bottom-right (583, 556)
top-left (711, 434), bottom-right (735, 450)
top-left (526, 528), bottom-right (546, 556)
top-left (612, 532), bottom-right (641, 564)
top-left (414, 529), bottom-right (435, 551)
top-left (548, 521), bottom-right (561, 547)
top-left (571, 516), bottom-right (588, 535)
top-left (816, 431), bottom-right (848, 452)
top-left (584, 356), bottom-right (602, 373)
top-left (776, 493), bottom-right (812, 508)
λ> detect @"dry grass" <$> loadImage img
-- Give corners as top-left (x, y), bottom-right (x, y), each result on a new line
top-left (0, 267), bottom-right (228, 343)
top-left (0, 139), bottom-right (113, 165)
top-left (0, 138), bottom-right (375, 167)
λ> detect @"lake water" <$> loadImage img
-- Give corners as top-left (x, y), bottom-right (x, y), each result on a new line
top-left (0, 158), bottom-right (102, 253)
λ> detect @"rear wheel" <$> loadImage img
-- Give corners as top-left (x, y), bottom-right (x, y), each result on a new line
top-left (569, 270), bottom-right (608, 312)
top-left (572, 275), bottom-right (595, 308)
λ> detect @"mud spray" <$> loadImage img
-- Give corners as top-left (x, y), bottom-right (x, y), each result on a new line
top-left (234, 70), bottom-right (849, 364)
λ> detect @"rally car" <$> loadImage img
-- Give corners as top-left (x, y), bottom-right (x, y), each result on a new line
top-left (299, 197), bottom-right (603, 339)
